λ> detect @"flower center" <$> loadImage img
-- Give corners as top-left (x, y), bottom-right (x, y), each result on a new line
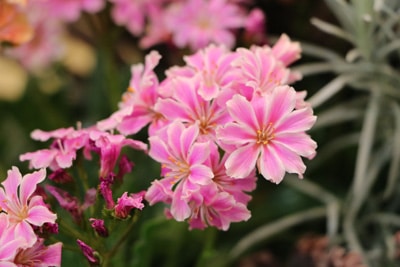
top-left (164, 156), bottom-right (191, 182)
top-left (256, 123), bottom-right (275, 145)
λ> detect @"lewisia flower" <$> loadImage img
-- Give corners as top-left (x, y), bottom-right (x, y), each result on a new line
top-left (217, 86), bottom-right (317, 183)
top-left (181, 44), bottom-right (237, 101)
top-left (207, 143), bottom-right (257, 205)
top-left (98, 50), bottom-right (166, 136)
top-left (271, 33), bottom-right (302, 83)
top-left (19, 127), bottom-right (88, 170)
top-left (143, 39), bottom-right (316, 229)
top-left (165, 0), bottom-right (246, 50)
top-left (88, 130), bottom-right (147, 178)
top-left (13, 238), bottom-right (62, 267)
top-left (231, 46), bottom-right (290, 97)
top-left (0, 167), bottom-right (57, 246)
top-left (187, 183), bottom-right (251, 231)
top-left (110, 0), bottom-right (266, 51)
top-left (147, 121), bottom-right (214, 220)
top-left (155, 77), bottom-right (230, 142)
top-left (0, 213), bottom-right (24, 263)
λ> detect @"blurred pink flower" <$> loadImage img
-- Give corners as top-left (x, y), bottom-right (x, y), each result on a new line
top-left (110, 0), bottom-right (156, 35)
top-left (5, 0), bottom-right (64, 71)
top-left (243, 8), bottom-right (268, 45)
top-left (217, 86), bottom-right (317, 183)
top-left (165, 0), bottom-right (246, 50)
top-left (46, 0), bottom-right (105, 22)
top-left (139, 3), bottom-right (171, 48)
top-left (0, 167), bottom-right (57, 246)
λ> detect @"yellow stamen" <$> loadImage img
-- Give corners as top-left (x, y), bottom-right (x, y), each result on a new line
top-left (256, 123), bottom-right (275, 145)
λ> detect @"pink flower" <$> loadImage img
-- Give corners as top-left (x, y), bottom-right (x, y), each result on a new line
top-left (187, 183), bottom-right (251, 231)
top-left (271, 34), bottom-right (302, 83)
top-left (139, 3), bottom-right (171, 48)
top-left (88, 130), bottom-right (147, 178)
top-left (19, 127), bottom-right (89, 171)
top-left (98, 51), bottom-right (166, 136)
top-left (147, 121), bottom-right (214, 220)
top-left (46, 0), bottom-right (105, 22)
top-left (271, 34), bottom-right (302, 67)
top-left (13, 238), bottom-right (62, 267)
top-left (0, 167), bottom-right (57, 246)
top-left (114, 191), bottom-right (145, 219)
top-left (5, 0), bottom-right (65, 71)
top-left (217, 86), bottom-right (317, 183)
top-left (243, 8), bottom-right (268, 45)
top-left (155, 77), bottom-right (230, 142)
top-left (165, 0), bottom-right (246, 50)
top-left (110, 0), bottom-right (154, 36)
top-left (207, 143), bottom-right (256, 205)
top-left (0, 213), bottom-right (25, 263)
top-left (231, 46), bottom-right (290, 97)
top-left (182, 44), bottom-right (237, 101)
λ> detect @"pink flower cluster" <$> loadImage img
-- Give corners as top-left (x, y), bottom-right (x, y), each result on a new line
top-left (110, 0), bottom-right (267, 50)
top-left (20, 125), bottom-right (147, 219)
top-left (99, 34), bottom-right (317, 230)
top-left (19, 124), bottom-right (147, 263)
top-left (0, 167), bottom-right (61, 266)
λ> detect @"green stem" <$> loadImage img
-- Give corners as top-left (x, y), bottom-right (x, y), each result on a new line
top-left (194, 227), bottom-right (218, 267)
top-left (102, 213), bottom-right (139, 266)
top-left (58, 219), bottom-right (86, 241)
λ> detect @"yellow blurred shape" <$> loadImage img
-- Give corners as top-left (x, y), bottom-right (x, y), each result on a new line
top-left (0, 55), bottom-right (27, 101)
top-left (6, 0), bottom-right (27, 6)
top-left (62, 34), bottom-right (96, 76)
